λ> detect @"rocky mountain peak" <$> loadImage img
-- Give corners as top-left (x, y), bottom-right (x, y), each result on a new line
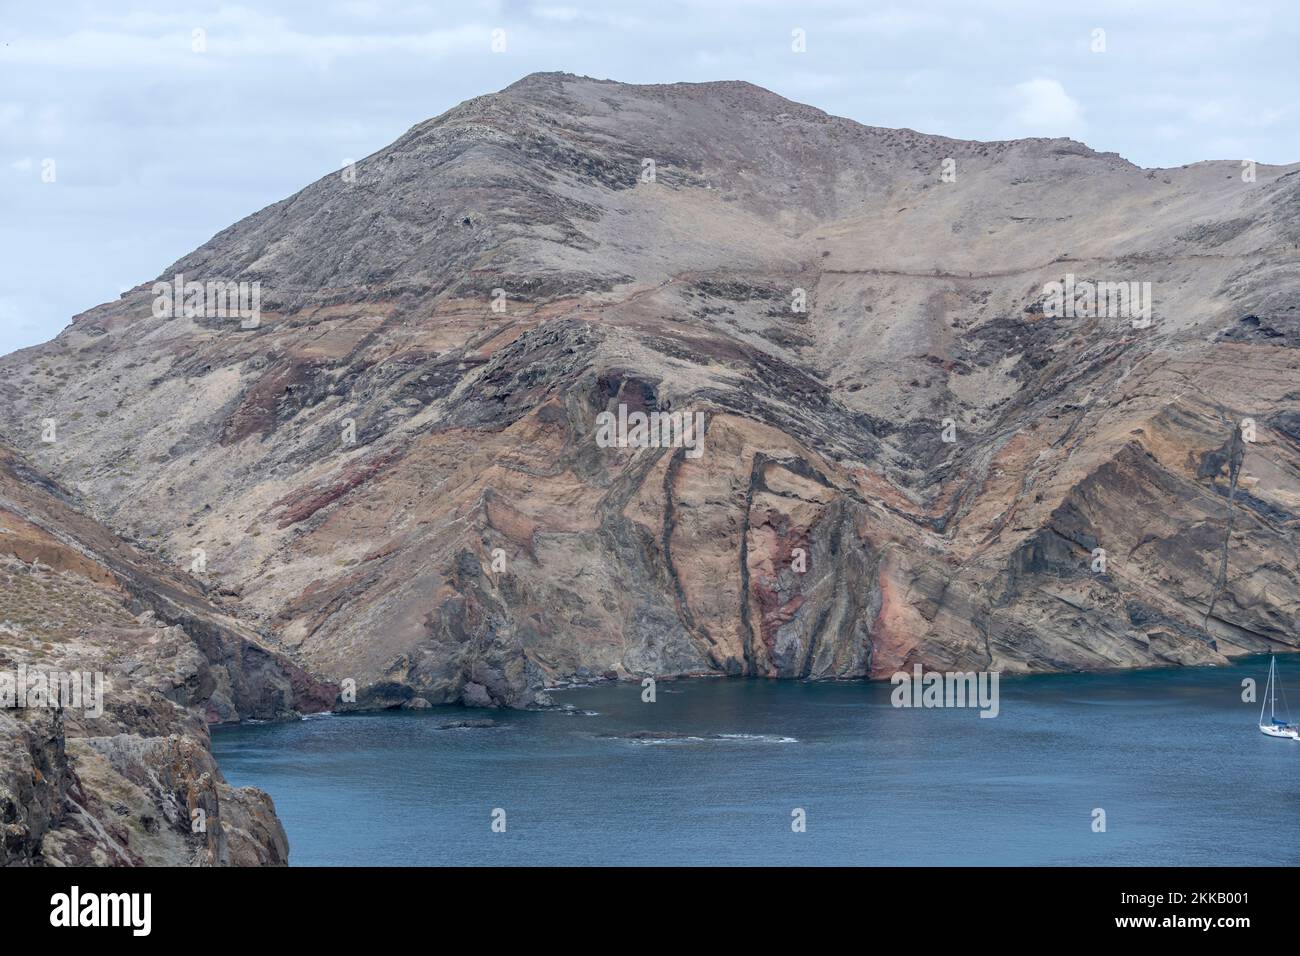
top-left (3, 74), bottom-right (1297, 718)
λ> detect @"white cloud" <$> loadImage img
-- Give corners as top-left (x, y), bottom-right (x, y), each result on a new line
top-left (1008, 78), bottom-right (1084, 137)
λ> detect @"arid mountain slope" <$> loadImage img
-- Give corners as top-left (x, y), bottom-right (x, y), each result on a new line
top-left (2, 73), bottom-right (1297, 709)
top-left (0, 443), bottom-right (332, 864)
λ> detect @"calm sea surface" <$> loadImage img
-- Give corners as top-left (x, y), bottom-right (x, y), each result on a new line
top-left (212, 656), bottom-right (1300, 866)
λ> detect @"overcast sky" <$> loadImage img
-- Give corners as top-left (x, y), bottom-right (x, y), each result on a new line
top-left (2, 0), bottom-right (1297, 356)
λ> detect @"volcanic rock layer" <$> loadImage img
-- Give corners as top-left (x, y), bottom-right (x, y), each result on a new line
top-left (2, 73), bottom-right (1297, 720)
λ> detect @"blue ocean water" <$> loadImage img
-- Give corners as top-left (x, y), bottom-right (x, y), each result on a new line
top-left (212, 656), bottom-right (1300, 866)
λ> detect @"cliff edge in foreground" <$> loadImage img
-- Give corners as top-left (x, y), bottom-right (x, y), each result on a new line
top-left (0, 443), bottom-right (333, 864)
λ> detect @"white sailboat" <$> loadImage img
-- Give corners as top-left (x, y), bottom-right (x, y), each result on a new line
top-left (1258, 656), bottom-right (1299, 739)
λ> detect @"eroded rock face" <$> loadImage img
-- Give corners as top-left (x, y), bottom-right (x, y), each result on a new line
top-left (1, 73), bottom-right (1297, 712)
top-left (0, 443), bottom-right (328, 865)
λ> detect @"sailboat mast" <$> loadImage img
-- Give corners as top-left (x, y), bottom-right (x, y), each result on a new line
top-left (1272, 657), bottom-right (1278, 719)
top-left (1261, 658), bottom-right (1272, 724)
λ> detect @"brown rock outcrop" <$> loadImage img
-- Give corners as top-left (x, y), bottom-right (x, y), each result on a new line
top-left (0, 443), bottom-right (329, 864)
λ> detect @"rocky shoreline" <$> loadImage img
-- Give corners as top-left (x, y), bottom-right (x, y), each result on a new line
top-left (0, 444), bottom-right (333, 865)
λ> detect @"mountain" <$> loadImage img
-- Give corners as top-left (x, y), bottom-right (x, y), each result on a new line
top-left (2, 72), bottom-right (1297, 711)
top-left (0, 443), bottom-right (332, 864)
